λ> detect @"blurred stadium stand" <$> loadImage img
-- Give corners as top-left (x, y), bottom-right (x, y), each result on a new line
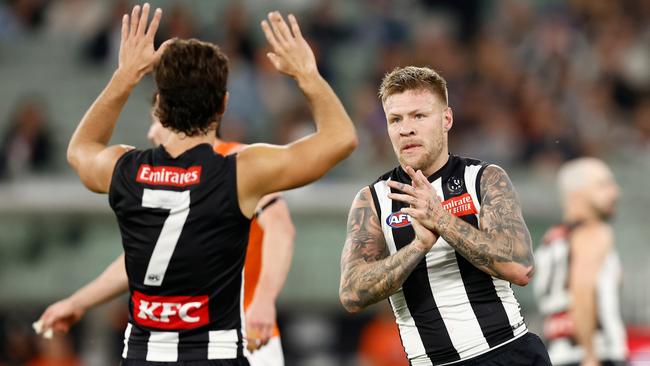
top-left (0, 0), bottom-right (649, 365)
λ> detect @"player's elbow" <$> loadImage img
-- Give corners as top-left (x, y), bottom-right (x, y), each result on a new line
top-left (66, 144), bottom-right (80, 171)
top-left (341, 132), bottom-right (358, 157)
top-left (327, 129), bottom-right (358, 161)
top-left (508, 265), bottom-right (534, 286)
top-left (339, 293), bottom-right (363, 314)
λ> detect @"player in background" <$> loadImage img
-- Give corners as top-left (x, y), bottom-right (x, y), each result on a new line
top-left (534, 158), bottom-right (627, 366)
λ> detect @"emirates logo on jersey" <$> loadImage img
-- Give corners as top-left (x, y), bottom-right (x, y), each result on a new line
top-left (441, 193), bottom-right (478, 217)
top-left (136, 165), bottom-right (202, 187)
top-left (386, 212), bottom-right (412, 228)
top-left (132, 291), bottom-right (209, 330)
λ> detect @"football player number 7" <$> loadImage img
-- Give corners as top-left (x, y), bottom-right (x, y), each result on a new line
top-left (141, 189), bottom-right (191, 286)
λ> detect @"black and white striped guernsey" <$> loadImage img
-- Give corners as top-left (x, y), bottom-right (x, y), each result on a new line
top-left (533, 223), bottom-right (627, 365)
top-left (368, 154), bottom-right (528, 365)
top-left (109, 144), bottom-right (250, 362)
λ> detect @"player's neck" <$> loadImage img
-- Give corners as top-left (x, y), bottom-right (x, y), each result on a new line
top-left (563, 201), bottom-right (600, 223)
top-left (164, 133), bottom-right (215, 158)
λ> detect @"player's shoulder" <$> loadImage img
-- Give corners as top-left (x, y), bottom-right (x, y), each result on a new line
top-left (571, 221), bottom-right (614, 250)
top-left (574, 221), bottom-right (613, 239)
top-left (455, 154), bottom-right (489, 169)
top-left (373, 165), bottom-right (401, 184)
top-left (541, 224), bottom-right (570, 246)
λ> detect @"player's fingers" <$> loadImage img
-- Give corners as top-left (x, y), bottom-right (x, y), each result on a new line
top-left (146, 8), bottom-right (163, 39)
top-left (415, 169), bottom-right (431, 187)
top-left (129, 5), bottom-right (141, 38)
top-left (137, 3), bottom-right (150, 37)
top-left (287, 13), bottom-right (302, 39)
top-left (269, 11), bottom-right (293, 43)
top-left (400, 207), bottom-right (422, 220)
top-left (266, 52), bottom-right (282, 69)
top-left (404, 166), bottom-right (424, 187)
top-left (387, 180), bottom-right (416, 195)
top-left (121, 14), bottom-right (129, 43)
top-left (387, 192), bottom-right (418, 206)
top-left (252, 328), bottom-right (270, 349)
top-left (261, 20), bottom-right (282, 52)
top-left (53, 322), bottom-right (70, 334)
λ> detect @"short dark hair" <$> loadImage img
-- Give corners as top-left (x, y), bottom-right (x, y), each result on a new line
top-left (378, 66), bottom-right (448, 105)
top-left (154, 39), bottom-right (229, 137)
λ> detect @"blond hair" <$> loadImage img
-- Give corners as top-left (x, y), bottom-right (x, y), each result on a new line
top-left (378, 66), bottom-right (448, 105)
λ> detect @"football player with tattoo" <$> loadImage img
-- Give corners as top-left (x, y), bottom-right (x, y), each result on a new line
top-left (339, 66), bottom-right (550, 365)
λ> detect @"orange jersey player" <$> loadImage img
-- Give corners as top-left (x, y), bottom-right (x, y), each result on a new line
top-left (36, 125), bottom-right (295, 366)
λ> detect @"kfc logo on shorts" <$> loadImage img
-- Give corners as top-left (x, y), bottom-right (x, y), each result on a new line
top-left (441, 193), bottom-right (478, 217)
top-left (387, 212), bottom-right (412, 228)
top-left (132, 291), bottom-right (209, 330)
top-left (136, 165), bottom-right (202, 187)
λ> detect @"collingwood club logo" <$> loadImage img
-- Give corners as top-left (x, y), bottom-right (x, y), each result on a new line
top-left (446, 177), bottom-right (463, 194)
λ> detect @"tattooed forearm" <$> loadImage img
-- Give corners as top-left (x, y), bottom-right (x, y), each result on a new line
top-left (435, 166), bottom-right (534, 284)
top-left (339, 188), bottom-right (427, 313)
top-left (340, 243), bottom-right (426, 313)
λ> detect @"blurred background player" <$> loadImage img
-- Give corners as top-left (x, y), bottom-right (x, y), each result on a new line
top-left (37, 113), bottom-right (296, 365)
top-left (534, 158), bottom-right (627, 366)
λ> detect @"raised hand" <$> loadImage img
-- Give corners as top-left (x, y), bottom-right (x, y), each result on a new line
top-left (118, 3), bottom-right (168, 82)
top-left (260, 12), bottom-right (318, 80)
top-left (387, 166), bottom-right (446, 232)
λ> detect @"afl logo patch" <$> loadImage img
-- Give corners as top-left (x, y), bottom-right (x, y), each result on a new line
top-left (446, 177), bottom-right (464, 194)
top-left (386, 212), bottom-right (412, 228)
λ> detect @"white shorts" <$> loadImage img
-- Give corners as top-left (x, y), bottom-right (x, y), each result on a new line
top-left (247, 336), bottom-right (284, 366)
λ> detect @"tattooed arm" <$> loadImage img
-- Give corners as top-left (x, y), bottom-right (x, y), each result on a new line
top-left (339, 187), bottom-right (437, 314)
top-left (389, 165), bottom-right (534, 286)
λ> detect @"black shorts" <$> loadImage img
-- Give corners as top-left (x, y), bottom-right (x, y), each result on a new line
top-left (120, 358), bottom-right (249, 366)
top-left (457, 332), bottom-right (552, 365)
top-left (560, 361), bottom-right (627, 366)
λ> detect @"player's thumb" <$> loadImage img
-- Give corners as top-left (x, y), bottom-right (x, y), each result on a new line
top-left (154, 39), bottom-right (174, 61)
top-left (266, 52), bottom-right (283, 70)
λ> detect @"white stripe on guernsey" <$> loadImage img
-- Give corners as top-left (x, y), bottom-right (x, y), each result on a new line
top-left (551, 244), bottom-right (570, 311)
top-left (121, 322), bottom-right (132, 359)
top-left (427, 177), bottom-right (490, 359)
top-left (597, 252), bottom-right (627, 360)
top-left (146, 331), bottom-right (179, 362)
top-left (471, 164), bottom-right (528, 339)
top-left (409, 355), bottom-right (435, 366)
top-left (492, 277), bottom-right (527, 334)
top-left (373, 181), bottom-right (398, 254)
top-left (207, 330), bottom-right (239, 359)
top-left (241, 267), bottom-right (249, 358)
top-left (532, 245), bottom-right (553, 308)
top-left (463, 164), bottom-right (485, 211)
top-left (142, 189), bottom-right (191, 286)
top-left (378, 179), bottom-right (429, 360)
top-left (389, 293), bottom-right (431, 365)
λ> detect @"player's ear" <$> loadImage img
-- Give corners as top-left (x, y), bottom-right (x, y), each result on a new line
top-left (443, 106), bottom-right (453, 132)
top-left (217, 92), bottom-right (229, 115)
